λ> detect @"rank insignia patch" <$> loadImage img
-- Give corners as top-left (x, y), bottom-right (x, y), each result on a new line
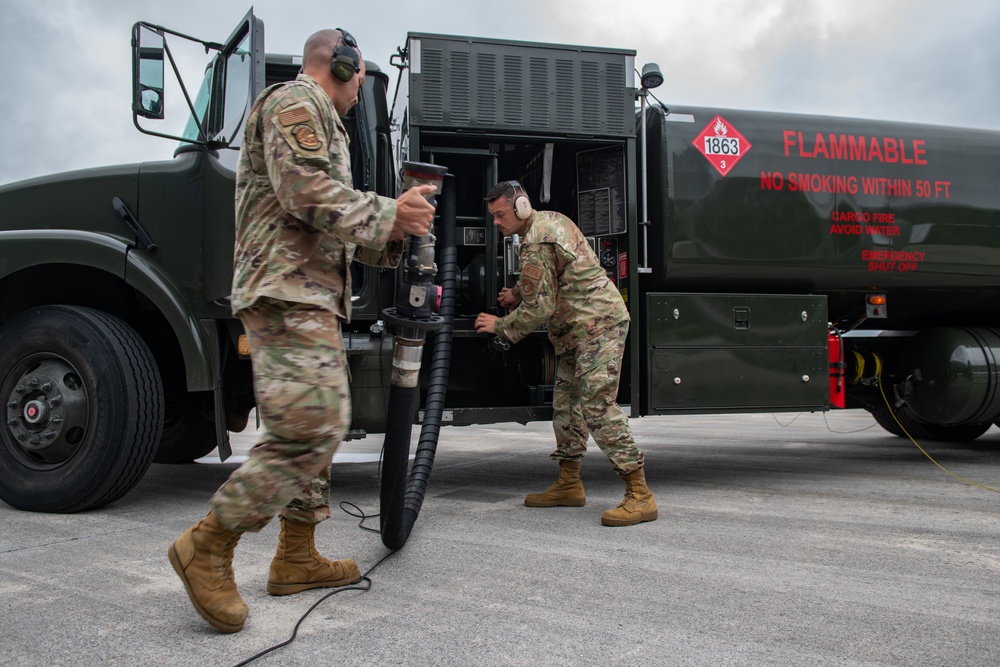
top-left (522, 264), bottom-right (543, 281)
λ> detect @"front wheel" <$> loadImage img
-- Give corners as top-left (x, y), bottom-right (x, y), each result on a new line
top-left (0, 306), bottom-right (163, 512)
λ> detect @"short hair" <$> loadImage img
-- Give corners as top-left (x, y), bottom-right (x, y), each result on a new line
top-left (485, 181), bottom-right (520, 204)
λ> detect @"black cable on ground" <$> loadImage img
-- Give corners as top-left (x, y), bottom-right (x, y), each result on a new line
top-left (231, 504), bottom-right (395, 667)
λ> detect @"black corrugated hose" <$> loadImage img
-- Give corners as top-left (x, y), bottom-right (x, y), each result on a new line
top-left (380, 173), bottom-right (456, 550)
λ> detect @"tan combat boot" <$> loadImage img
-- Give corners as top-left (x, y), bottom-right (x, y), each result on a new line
top-left (524, 460), bottom-right (586, 507)
top-left (601, 468), bottom-right (658, 526)
top-left (168, 511), bottom-right (248, 633)
top-left (266, 518), bottom-right (362, 595)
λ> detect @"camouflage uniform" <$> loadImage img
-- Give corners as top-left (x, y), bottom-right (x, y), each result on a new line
top-left (214, 73), bottom-right (401, 532)
top-left (493, 211), bottom-right (644, 474)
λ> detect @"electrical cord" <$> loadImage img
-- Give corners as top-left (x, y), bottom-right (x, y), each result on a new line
top-left (769, 410), bottom-right (877, 434)
top-left (769, 381), bottom-right (999, 490)
top-left (876, 371), bottom-right (1000, 493)
top-left (340, 500), bottom-right (382, 534)
top-left (820, 412), bottom-right (878, 434)
top-left (770, 412), bottom-right (804, 427)
top-left (230, 503), bottom-right (396, 667)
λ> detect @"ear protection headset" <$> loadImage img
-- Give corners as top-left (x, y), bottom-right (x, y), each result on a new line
top-left (331, 28), bottom-right (361, 83)
top-left (505, 181), bottom-right (533, 220)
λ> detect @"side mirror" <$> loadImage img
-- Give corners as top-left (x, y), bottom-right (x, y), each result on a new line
top-left (133, 25), bottom-right (165, 119)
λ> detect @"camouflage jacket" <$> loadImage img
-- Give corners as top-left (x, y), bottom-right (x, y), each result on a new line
top-left (231, 74), bottom-right (400, 320)
top-left (494, 210), bottom-right (628, 354)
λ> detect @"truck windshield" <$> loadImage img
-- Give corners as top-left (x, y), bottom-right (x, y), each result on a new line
top-left (180, 68), bottom-right (212, 144)
top-left (179, 30), bottom-right (252, 147)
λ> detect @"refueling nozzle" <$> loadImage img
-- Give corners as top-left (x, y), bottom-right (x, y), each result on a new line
top-left (383, 161), bottom-right (448, 389)
top-left (395, 162), bottom-right (448, 321)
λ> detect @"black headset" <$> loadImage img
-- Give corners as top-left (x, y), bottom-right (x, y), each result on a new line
top-left (505, 181), bottom-right (533, 220)
top-left (331, 28), bottom-right (361, 82)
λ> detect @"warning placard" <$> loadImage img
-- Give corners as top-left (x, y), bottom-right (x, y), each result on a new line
top-left (693, 115), bottom-right (752, 177)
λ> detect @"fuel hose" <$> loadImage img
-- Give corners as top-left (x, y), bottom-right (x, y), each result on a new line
top-left (380, 167), bottom-right (455, 550)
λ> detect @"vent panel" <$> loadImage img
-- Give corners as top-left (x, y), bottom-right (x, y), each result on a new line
top-left (450, 51), bottom-right (471, 124)
top-left (410, 35), bottom-right (634, 137)
top-left (475, 52), bottom-right (497, 125)
top-left (420, 48), bottom-right (444, 124)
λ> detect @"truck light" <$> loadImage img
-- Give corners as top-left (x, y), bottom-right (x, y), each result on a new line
top-left (866, 293), bottom-right (888, 319)
top-left (237, 334), bottom-right (251, 356)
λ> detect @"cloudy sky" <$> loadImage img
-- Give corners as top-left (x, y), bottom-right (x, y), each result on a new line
top-left (0, 0), bottom-right (997, 186)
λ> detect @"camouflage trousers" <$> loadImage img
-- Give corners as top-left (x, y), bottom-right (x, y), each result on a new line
top-left (550, 319), bottom-right (643, 475)
top-left (211, 299), bottom-right (351, 532)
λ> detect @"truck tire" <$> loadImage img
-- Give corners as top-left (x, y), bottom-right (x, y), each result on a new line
top-left (155, 412), bottom-right (217, 463)
top-left (0, 306), bottom-right (163, 512)
top-left (869, 405), bottom-right (991, 442)
top-left (911, 421), bottom-right (992, 442)
top-left (869, 406), bottom-right (909, 438)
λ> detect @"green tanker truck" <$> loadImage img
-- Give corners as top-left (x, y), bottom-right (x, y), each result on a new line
top-left (0, 9), bottom-right (996, 512)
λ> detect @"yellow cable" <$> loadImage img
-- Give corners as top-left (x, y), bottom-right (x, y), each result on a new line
top-left (851, 350), bottom-right (865, 384)
top-left (877, 371), bottom-right (1000, 493)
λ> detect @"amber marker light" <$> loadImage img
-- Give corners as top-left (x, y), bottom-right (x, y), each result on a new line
top-left (237, 334), bottom-right (251, 356)
top-left (868, 294), bottom-right (887, 306)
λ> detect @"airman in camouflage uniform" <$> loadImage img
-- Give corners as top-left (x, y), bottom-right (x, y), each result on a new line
top-left (474, 182), bottom-right (658, 528)
top-left (169, 28), bottom-right (436, 634)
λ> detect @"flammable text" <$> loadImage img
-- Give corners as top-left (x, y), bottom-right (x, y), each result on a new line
top-left (782, 132), bottom-right (927, 164)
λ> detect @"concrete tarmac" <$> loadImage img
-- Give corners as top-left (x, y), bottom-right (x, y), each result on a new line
top-left (1, 411), bottom-right (999, 666)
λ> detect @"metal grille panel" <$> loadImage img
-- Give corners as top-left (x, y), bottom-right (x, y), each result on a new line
top-left (420, 48), bottom-right (444, 123)
top-left (475, 52), bottom-right (497, 125)
top-left (409, 34), bottom-right (635, 137)
top-left (450, 51), bottom-right (470, 124)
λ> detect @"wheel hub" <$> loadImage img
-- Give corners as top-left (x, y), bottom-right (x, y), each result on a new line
top-left (4, 358), bottom-right (88, 465)
top-left (23, 399), bottom-right (50, 425)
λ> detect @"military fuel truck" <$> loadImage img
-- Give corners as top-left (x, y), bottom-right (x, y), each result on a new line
top-left (1, 9), bottom-right (997, 513)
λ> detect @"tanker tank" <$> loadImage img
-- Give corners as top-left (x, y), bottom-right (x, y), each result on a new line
top-left (641, 104), bottom-right (1000, 330)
